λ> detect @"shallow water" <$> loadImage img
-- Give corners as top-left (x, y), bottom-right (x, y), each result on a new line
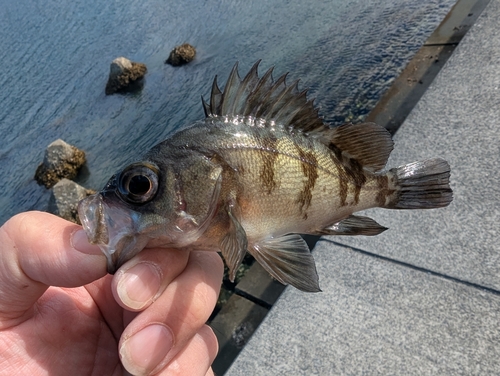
top-left (0, 0), bottom-right (455, 224)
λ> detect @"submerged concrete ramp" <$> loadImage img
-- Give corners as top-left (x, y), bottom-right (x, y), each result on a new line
top-left (226, 0), bottom-right (500, 374)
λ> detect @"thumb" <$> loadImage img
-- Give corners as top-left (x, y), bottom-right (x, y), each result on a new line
top-left (0, 211), bottom-right (107, 327)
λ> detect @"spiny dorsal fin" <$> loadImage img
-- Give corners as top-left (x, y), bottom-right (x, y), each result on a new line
top-left (202, 75), bottom-right (223, 117)
top-left (202, 62), bottom-right (393, 172)
top-left (321, 123), bottom-right (394, 172)
top-left (202, 61), bottom-right (326, 133)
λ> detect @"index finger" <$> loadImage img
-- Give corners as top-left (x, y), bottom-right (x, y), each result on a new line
top-left (0, 211), bottom-right (106, 328)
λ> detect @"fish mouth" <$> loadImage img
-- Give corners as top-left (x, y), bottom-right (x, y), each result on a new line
top-left (77, 194), bottom-right (147, 273)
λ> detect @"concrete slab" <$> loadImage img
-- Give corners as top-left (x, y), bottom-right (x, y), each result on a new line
top-left (227, 241), bottom-right (500, 375)
top-left (335, 0), bottom-right (500, 291)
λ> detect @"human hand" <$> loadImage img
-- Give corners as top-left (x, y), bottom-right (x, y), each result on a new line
top-left (0, 211), bottom-right (223, 375)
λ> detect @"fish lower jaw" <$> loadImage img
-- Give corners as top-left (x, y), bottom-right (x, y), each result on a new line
top-left (93, 243), bottom-right (119, 274)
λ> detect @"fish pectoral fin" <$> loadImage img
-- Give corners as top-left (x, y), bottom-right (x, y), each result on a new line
top-left (220, 206), bottom-right (248, 282)
top-left (249, 234), bottom-right (321, 293)
top-left (315, 215), bottom-right (388, 236)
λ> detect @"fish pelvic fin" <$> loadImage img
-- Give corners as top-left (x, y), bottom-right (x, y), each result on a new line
top-left (220, 205), bottom-right (248, 282)
top-left (249, 234), bottom-right (321, 292)
top-left (201, 61), bottom-right (326, 133)
top-left (314, 215), bottom-right (388, 236)
top-left (386, 158), bottom-right (453, 209)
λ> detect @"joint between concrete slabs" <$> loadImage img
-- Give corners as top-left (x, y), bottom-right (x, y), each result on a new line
top-left (326, 240), bottom-right (500, 297)
top-left (234, 289), bottom-right (273, 310)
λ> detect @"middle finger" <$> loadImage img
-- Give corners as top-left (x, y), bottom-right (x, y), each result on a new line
top-left (112, 247), bottom-right (191, 311)
top-left (118, 251), bottom-right (223, 375)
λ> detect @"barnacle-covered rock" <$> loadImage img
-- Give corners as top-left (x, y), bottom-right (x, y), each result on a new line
top-left (105, 57), bottom-right (147, 95)
top-left (35, 139), bottom-right (86, 188)
top-left (165, 44), bottom-right (196, 66)
top-left (48, 179), bottom-right (96, 224)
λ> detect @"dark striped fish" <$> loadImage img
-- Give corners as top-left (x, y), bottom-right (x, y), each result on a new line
top-left (78, 61), bottom-right (453, 292)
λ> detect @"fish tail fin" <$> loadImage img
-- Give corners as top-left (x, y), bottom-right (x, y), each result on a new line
top-left (386, 158), bottom-right (453, 209)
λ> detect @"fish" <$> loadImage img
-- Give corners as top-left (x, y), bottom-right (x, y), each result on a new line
top-left (78, 61), bottom-right (453, 292)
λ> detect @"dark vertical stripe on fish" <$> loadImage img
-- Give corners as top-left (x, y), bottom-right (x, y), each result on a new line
top-left (376, 175), bottom-right (395, 207)
top-left (295, 145), bottom-right (319, 219)
top-left (328, 142), bottom-right (367, 206)
top-left (328, 143), bottom-right (349, 206)
top-left (259, 137), bottom-right (279, 194)
top-left (346, 158), bottom-right (366, 205)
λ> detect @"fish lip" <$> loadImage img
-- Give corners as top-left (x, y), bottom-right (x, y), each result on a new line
top-left (78, 194), bottom-right (109, 245)
top-left (78, 193), bottom-right (144, 274)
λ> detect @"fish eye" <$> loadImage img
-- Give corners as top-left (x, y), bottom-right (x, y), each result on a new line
top-left (117, 163), bottom-right (159, 204)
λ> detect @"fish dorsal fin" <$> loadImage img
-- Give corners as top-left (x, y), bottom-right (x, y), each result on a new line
top-left (202, 62), bottom-right (393, 171)
top-left (202, 61), bottom-right (326, 133)
top-left (322, 123), bottom-right (394, 172)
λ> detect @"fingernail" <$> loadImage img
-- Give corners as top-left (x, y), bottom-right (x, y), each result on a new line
top-left (117, 262), bottom-right (162, 310)
top-left (71, 229), bottom-right (103, 255)
top-left (120, 324), bottom-right (173, 375)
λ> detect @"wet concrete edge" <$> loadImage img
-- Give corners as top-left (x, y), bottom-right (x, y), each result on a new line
top-left (210, 0), bottom-right (491, 374)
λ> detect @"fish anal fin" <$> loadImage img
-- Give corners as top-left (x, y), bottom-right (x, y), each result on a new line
top-left (314, 215), bottom-right (388, 236)
top-left (220, 205), bottom-right (248, 282)
top-left (321, 123), bottom-right (394, 172)
top-left (249, 234), bottom-right (321, 292)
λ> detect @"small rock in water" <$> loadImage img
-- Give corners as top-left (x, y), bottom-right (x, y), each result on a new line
top-left (165, 43), bottom-right (196, 66)
top-left (48, 179), bottom-right (95, 224)
top-left (105, 57), bottom-right (147, 95)
top-left (35, 139), bottom-right (86, 188)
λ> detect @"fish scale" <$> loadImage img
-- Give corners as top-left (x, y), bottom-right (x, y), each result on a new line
top-left (78, 61), bottom-right (452, 292)
top-left (208, 125), bottom-right (376, 224)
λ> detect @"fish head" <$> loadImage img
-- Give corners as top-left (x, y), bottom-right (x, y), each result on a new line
top-left (78, 155), bottom-right (223, 274)
top-left (78, 161), bottom-right (175, 273)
